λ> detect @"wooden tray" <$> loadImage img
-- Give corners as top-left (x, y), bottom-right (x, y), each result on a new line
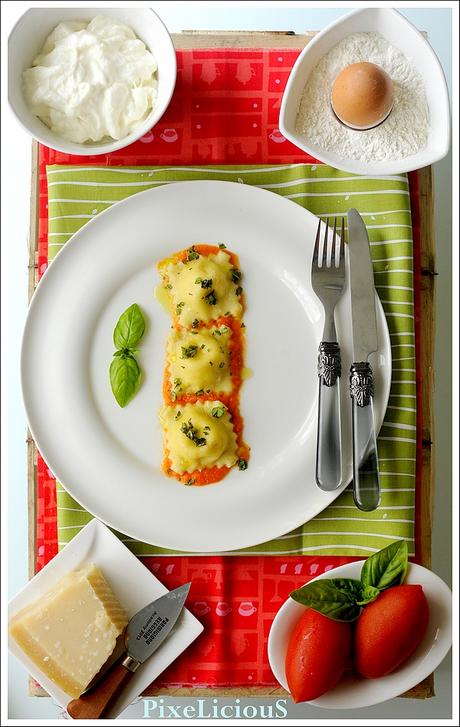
top-left (26, 31), bottom-right (436, 701)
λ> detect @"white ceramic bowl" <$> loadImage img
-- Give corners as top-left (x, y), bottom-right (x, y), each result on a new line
top-left (279, 8), bottom-right (450, 175)
top-left (8, 8), bottom-right (176, 155)
top-left (268, 561), bottom-right (452, 709)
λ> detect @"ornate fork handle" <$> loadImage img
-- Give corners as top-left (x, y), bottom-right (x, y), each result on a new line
top-left (316, 341), bottom-right (342, 491)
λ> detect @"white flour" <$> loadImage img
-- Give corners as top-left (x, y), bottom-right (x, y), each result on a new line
top-left (295, 32), bottom-right (429, 162)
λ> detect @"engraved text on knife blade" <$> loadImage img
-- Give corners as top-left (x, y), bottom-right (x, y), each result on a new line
top-left (136, 611), bottom-right (170, 646)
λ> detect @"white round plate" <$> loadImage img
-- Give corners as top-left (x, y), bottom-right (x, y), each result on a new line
top-left (268, 562), bottom-right (452, 709)
top-left (21, 180), bottom-right (391, 552)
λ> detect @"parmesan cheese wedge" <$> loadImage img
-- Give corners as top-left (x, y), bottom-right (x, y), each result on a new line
top-left (9, 563), bottom-right (128, 698)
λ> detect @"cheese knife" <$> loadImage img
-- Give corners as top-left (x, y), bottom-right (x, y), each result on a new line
top-left (347, 208), bottom-right (381, 511)
top-left (67, 582), bottom-right (191, 719)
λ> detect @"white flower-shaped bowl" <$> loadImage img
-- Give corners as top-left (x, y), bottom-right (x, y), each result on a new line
top-left (8, 8), bottom-right (176, 156)
top-left (279, 8), bottom-right (450, 175)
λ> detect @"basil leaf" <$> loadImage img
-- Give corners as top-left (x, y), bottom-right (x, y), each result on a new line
top-left (356, 584), bottom-right (380, 606)
top-left (290, 578), bottom-right (362, 621)
top-left (360, 540), bottom-right (408, 591)
top-left (110, 353), bottom-right (141, 408)
top-left (113, 304), bottom-right (145, 350)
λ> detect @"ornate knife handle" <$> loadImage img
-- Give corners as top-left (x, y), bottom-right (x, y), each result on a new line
top-left (350, 362), bottom-right (380, 511)
top-left (316, 342), bottom-right (342, 491)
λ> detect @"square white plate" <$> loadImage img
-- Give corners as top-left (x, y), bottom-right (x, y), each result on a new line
top-left (8, 519), bottom-right (203, 718)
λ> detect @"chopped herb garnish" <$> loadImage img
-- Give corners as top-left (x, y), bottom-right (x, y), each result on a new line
top-left (191, 318), bottom-right (200, 329)
top-left (180, 419), bottom-right (206, 447)
top-left (204, 290), bottom-right (217, 305)
top-left (176, 301), bottom-right (185, 315)
top-left (195, 277), bottom-right (202, 284)
top-left (173, 377), bottom-right (182, 389)
top-left (165, 283), bottom-right (172, 290)
top-left (209, 361), bottom-right (214, 366)
top-left (221, 326), bottom-right (229, 333)
top-left (213, 329), bottom-right (222, 337)
top-left (211, 404), bottom-right (226, 418)
top-left (231, 268), bottom-right (242, 284)
top-left (191, 330), bottom-right (198, 334)
top-left (200, 278), bottom-right (213, 289)
top-left (187, 247), bottom-right (200, 261)
top-left (195, 389), bottom-right (204, 396)
top-left (224, 311), bottom-right (230, 316)
top-left (218, 362), bottom-right (225, 368)
top-left (236, 286), bottom-right (243, 296)
top-left (237, 458), bottom-right (248, 471)
top-left (171, 391), bottom-right (176, 402)
top-left (218, 243), bottom-right (227, 249)
top-left (175, 410), bottom-right (182, 420)
top-left (181, 345), bottom-right (199, 359)
top-left (184, 478), bottom-right (195, 486)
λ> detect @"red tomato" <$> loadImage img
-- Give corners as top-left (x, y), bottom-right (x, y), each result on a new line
top-left (354, 584), bottom-right (429, 678)
top-left (285, 608), bottom-right (352, 702)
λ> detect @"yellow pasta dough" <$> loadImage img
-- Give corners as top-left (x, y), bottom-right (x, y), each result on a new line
top-left (167, 325), bottom-right (232, 396)
top-left (159, 401), bottom-right (238, 474)
top-left (161, 249), bottom-right (243, 327)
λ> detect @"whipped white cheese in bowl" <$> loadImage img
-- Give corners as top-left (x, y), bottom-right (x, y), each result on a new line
top-left (23, 16), bottom-right (158, 144)
top-left (8, 8), bottom-right (177, 154)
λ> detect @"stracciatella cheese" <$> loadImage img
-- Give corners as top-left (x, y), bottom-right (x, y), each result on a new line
top-left (23, 16), bottom-right (158, 143)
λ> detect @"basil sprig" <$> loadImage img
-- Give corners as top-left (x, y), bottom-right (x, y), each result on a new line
top-left (290, 540), bottom-right (408, 621)
top-left (109, 304), bottom-right (145, 407)
top-left (113, 302), bottom-right (145, 350)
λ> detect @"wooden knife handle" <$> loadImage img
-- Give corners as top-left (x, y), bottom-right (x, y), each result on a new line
top-left (67, 659), bottom-right (133, 719)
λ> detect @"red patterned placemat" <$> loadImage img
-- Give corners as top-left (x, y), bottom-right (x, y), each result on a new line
top-left (33, 46), bottom-right (424, 689)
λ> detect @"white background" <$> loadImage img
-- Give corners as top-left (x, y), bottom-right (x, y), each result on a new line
top-left (2, 1), bottom-right (456, 721)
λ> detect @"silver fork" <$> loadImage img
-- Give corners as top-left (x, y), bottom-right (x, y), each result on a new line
top-left (311, 218), bottom-right (346, 491)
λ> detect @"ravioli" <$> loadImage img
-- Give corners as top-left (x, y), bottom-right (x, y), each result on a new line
top-left (157, 244), bottom-right (249, 486)
top-left (160, 401), bottom-right (238, 475)
top-left (167, 325), bottom-right (232, 397)
top-left (159, 247), bottom-right (243, 327)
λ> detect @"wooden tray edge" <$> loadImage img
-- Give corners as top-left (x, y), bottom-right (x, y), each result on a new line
top-left (25, 32), bottom-right (436, 702)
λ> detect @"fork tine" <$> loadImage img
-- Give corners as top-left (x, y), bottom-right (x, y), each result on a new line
top-left (332, 217), bottom-right (337, 267)
top-left (322, 217), bottom-right (329, 267)
top-left (313, 218), bottom-right (321, 267)
top-left (339, 217), bottom-right (345, 270)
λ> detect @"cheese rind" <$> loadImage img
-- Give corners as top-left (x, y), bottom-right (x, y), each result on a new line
top-left (9, 563), bottom-right (128, 698)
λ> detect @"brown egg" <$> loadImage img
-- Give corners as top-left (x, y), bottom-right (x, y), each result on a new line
top-left (331, 62), bottom-right (394, 130)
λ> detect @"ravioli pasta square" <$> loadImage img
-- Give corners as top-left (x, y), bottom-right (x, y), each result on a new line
top-left (157, 244), bottom-right (248, 485)
top-left (167, 325), bottom-right (232, 397)
top-left (160, 401), bottom-right (238, 474)
top-left (161, 248), bottom-right (243, 327)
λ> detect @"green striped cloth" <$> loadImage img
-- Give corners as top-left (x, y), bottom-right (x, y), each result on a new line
top-left (47, 164), bottom-right (417, 557)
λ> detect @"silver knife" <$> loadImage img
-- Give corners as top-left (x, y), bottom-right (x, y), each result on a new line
top-left (347, 209), bottom-right (381, 511)
top-left (67, 582), bottom-right (191, 719)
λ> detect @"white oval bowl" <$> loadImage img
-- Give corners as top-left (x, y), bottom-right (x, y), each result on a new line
top-left (279, 7), bottom-right (450, 175)
top-left (268, 561), bottom-right (452, 709)
top-left (8, 8), bottom-right (176, 155)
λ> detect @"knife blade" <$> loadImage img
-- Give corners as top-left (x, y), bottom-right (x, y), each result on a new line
top-left (348, 208), bottom-right (378, 361)
top-left (347, 209), bottom-right (381, 512)
top-left (67, 582), bottom-right (191, 719)
top-left (125, 582), bottom-right (191, 666)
